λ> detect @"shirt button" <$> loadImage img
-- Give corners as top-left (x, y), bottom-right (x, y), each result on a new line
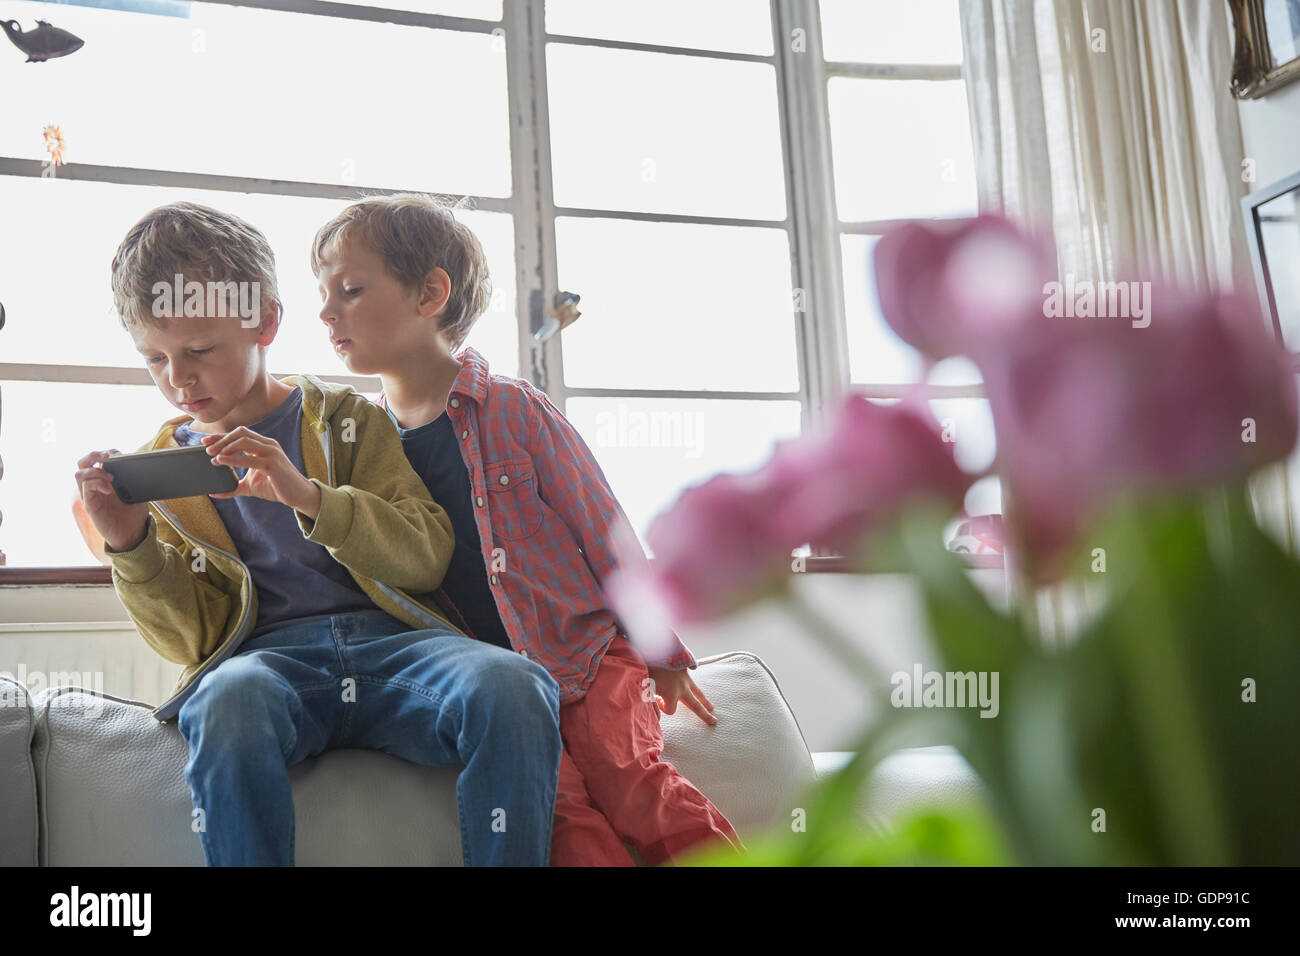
top-left (461, 430), bottom-right (468, 440)
top-left (519, 648), bottom-right (528, 659)
top-left (498, 474), bottom-right (509, 486)
top-left (490, 574), bottom-right (499, 585)
top-left (449, 397), bottom-right (460, 409)
top-left (475, 495), bottom-right (484, 507)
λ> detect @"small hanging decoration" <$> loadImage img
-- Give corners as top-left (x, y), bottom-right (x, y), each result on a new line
top-left (43, 124), bottom-right (67, 166)
top-left (2, 19), bottom-right (85, 62)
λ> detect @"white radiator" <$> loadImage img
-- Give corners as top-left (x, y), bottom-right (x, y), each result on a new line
top-left (0, 621), bottom-right (183, 710)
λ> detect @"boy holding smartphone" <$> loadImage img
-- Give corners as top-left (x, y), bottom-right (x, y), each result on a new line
top-left (74, 201), bottom-right (562, 866)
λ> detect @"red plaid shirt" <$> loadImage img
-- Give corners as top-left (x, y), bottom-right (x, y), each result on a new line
top-left (379, 346), bottom-right (697, 702)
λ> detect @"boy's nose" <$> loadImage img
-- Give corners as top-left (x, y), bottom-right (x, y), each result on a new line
top-left (167, 361), bottom-right (195, 390)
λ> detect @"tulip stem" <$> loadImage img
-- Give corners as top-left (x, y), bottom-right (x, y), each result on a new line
top-left (786, 583), bottom-right (890, 692)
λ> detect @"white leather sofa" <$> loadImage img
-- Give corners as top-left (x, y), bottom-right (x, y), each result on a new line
top-left (0, 653), bottom-right (984, 866)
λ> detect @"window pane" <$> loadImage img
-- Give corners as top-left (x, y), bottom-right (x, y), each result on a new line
top-left (928, 356), bottom-right (982, 386)
top-left (1, 2), bottom-right (510, 196)
top-left (547, 45), bottom-right (785, 219)
top-left (819, 0), bottom-right (963, 64)
top-left (545, 0), bottom-right (772, 55)
top-left (842, 235), bottom-right (923, 384)
top-left (963, 475), bottom-right (1003, 520)
top-left (828, 78), bottom-right (977, 222)
top-left (0, 381), bottom-right (173, 567)
top-left (564, 397), bottom-right (802, 551)
top-left (928, 398), bottom-right (995, 474)
top-left (0, 176), bottom-right (517, 378)
top-left (556, 218), bottom-right (798, 391)
top-left (330, 0), bottom-right (502, 18)
top-left (842, 236), bottom-right (983, 386)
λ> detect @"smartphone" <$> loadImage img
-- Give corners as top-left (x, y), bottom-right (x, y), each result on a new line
top-left (102, 445), bottom-right (239, 504)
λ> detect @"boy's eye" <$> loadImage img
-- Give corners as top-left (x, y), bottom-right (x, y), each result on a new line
top-left (192, 347), bottom-right (213, 355)
top-left (345, 287), bottom-right (361, 296)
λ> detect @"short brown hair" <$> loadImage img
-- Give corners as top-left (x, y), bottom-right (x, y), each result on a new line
top-left (110, 201), bottom-right (281, 333)
top-left (309, 193), bottom-right (492, 351)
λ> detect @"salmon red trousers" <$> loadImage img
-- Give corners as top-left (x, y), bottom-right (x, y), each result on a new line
top-left (550, 635), bottom-right (745, 866)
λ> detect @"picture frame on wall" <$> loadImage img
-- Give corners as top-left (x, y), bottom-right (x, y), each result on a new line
top-left (1230, 0), bottom-right (1300, 98)
top-left (1243, 169), bottom-right (1300, 355)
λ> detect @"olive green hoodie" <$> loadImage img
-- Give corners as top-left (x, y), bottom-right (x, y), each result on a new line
top-left (106, 374), bottom-right (461, 722)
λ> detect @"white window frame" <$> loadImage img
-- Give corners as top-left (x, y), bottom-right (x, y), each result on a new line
top-left (0, 0), bottom-right (989, 577)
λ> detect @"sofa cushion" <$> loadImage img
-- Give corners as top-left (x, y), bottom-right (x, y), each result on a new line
top-left (30, 650), bottom-right (814, 865)
top-left (0, 674), bottom-right (38, 866)
top-left (658, 651), bottom-right (816, 837)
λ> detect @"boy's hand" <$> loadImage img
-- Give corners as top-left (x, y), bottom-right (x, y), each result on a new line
top-left (74, 449), bottom-right (151, 553)
top-left (201, 428), bottom-right (322, 519)
top-left (647, 665), bottom-right (717, 726)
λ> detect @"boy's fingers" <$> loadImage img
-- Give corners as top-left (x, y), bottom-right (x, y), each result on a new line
top-left (672, 672), bottom-right (714, 712)
top-left (210, 433), bottom-right (274, 459)
top-left (685, 689), bottom-right (718, 725)
top-left (203, 433), bottom-right (231, 454)
top-left (211, 436), bottom-right (256, 455)
top-left (212, 448), bottom-right (263, 467)
top-left (75, 465), bottom-right (114, 486)
top-left (76, 449), bottom-right (114, 468)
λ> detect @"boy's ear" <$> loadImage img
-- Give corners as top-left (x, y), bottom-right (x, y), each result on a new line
top-left (255, 298), bottom-right (282, 346)
top-left (418, 267), bottom-right (452, 320)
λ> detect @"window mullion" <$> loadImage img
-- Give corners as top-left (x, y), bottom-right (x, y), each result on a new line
top-left (772, 0), bottom-right (852, 559)
top-left (503, 0), bottom-right (566, 406)
top-left (771, 0), bottom-right (849, 433)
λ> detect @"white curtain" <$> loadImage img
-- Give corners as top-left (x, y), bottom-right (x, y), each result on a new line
top-left (958, 0), bottom-right (1272, 638)
top-left (959, 0), bottom-right (1250, 290)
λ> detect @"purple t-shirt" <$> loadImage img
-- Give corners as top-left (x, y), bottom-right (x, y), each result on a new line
top-left (173, 387), bottom-right (374, 639)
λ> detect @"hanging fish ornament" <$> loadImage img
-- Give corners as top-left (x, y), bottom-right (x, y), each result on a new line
top-left (3, 19), bottom-right (85, 62)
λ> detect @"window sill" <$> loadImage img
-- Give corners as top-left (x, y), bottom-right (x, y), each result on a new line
top-left (0, 567), bottom-right (112, 585)
top-left (0, 552), bottom-right (1004, 587)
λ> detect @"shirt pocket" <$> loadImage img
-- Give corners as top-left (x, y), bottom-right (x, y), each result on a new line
top-left (484, 456), bottom-right (545, 541)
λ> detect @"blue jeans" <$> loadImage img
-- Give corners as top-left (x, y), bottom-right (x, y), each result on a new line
top-left (176, 608), bottom-right (562, 866)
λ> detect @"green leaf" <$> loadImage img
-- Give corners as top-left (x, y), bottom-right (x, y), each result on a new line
top-left (894, 503), bottom-right (1040, 862)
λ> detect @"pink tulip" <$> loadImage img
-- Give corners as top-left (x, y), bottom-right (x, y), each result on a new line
top-left (981, 284), bottom-right (1298, 583)
top-left (605, 395), bottom-right (973, 641)
top-left (767, 394), bottom-right (971, 554)
top-left (873, 213), bottom-right (1055, 362)
top-left (605, 467), bottom-right (799, 654)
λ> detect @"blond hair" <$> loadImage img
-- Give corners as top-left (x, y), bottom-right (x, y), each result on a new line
top-left (310, 193), bottom-right (491, 351)
top-left (110, 202), bottom-right (280, 333)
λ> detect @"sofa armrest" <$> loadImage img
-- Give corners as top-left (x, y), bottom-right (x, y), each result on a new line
top-left (0, 674), bottom-right (38, 865)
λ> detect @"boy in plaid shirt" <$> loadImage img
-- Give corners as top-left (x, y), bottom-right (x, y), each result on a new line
top-left (311, 194), bottom-right (743, 865)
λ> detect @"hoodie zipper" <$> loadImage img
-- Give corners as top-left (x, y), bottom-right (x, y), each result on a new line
top-left (151, 501), bottom-right (256, 715)
top-left (307, 389), bottom-right (444, 630)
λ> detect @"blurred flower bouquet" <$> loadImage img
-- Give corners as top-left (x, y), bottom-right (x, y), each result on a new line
top-left (607, 215), bottom-right (1300, 865)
